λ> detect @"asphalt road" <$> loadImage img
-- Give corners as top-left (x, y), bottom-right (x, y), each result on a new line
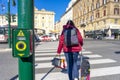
top-left (83, 39), bottom-right (120, 80)
top-left (0, 39), bottom-right (120, 80)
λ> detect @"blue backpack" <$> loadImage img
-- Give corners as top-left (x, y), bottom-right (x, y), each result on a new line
top-left (64, 27), bottom-right (79, 47)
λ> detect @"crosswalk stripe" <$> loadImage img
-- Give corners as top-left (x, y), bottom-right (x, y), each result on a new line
top-left (35, 63), bottom-right (52, 69)
top-left (35, 52), bottom-right (64, 56)
top-left (91, 66), bottom-right (120, 77)
top-left (35, 49), bottom-right (118, 80)
top-left (35, 50), bottom-right (56, 53)
top-left (84, 54), bottom-right (102, 58)
top-left (35, 56), bottom-right (65, 61)
top-left (80, 51), bottom-right (92, 54)
top-left (35, 66), bottom-right (120, 80)
top-left (35, 54), bottom-right (102, 59)
top-left (35, 58), bottom-right (116, 69)
top-left (89, 59), bottom-right (116, 64)
top-left (35, 54), bottom-right (102, 61)
top-left (35, 51), bottom-right (92, 56)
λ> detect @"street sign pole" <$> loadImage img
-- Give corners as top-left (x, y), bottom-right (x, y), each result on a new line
top-left (18, 0), bottom-right (35, 80)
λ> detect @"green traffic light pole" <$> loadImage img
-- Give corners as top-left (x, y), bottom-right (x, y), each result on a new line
top-left (8, 0), bottom-right (11, 48)
top-left (18, 0), bottom-right (35, 80)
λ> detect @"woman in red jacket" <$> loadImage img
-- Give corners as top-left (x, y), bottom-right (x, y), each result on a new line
top-left (57, 20), bottom-right (83, 80)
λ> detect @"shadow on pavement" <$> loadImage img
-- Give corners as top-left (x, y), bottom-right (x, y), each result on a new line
top-left (10, 75), bottom-right (18, 80)
top-left (41, 67), bottom-right (55, 80)
top-left (115, 51), bottom-right (120, 54)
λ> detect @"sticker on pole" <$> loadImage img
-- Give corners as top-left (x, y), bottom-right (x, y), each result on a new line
top-left (17, 30), bottom-right (24, 36)
top-left (16, 41), bottom-right (26, 51)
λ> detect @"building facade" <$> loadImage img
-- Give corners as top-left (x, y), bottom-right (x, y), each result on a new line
top-left (34, 8), bottom-right (55, 35)
top-left (0, 14), bottom-right (17, 27)
top-left (55, 0), bottom-right (120, 39)
top-left (0, 7), bottom-right (55, 35)
top-left (72, 0), bottom-right (120, 39)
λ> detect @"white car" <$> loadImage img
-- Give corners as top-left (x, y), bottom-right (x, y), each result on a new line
top-left (49, 35), bottom-right (57, 41)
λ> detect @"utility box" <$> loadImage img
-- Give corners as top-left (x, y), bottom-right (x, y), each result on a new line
top-left (12, 29), bottom-right (33, 57)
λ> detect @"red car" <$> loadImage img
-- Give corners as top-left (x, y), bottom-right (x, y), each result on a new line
top-left (40, 35), bottom-right (51, 41)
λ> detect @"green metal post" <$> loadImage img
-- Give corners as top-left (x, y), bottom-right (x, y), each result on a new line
top-left (8, 0), bottom-right (11, 48)
top-left (18, 0), bottom-right (35, 80)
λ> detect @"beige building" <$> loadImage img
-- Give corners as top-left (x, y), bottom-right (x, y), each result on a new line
top-left (0, 7), bottom-right (55, 35)
top-left (73, 0), bottom-right (120, 39)
top-left (56, 0), bottom-right (120, 39)
top-left (0, 14), bottom-right (17, 27)
top-left (34, 8), bottom-right (55, 35)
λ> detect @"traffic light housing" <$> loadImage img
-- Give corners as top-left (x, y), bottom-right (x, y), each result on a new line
top-left (12, 29), bottom-right (33, 57)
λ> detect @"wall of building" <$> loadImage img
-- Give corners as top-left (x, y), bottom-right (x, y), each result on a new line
top-left (34, 8), bottom-right (55, 35)
top-left (71, 0), bottom-right (120, 38)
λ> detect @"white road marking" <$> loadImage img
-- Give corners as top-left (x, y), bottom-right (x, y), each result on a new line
top-left (35, 54), bottom-right (102, 61)
top-left (35, 58), bottom-right (116, 69)
top-left (35, 51), bottom-right (92, 56)
top-left (84, 54), bottom-right (102, 58)
top-left (35, 56), bottom-right (66, 61)
top-left (35, 52), bottom-right (64, 56)
top-left (91, 66), bottom-right (120, 77)
top-left (89, 59), bottom-right (116, 64)
top-left (35, 66), bottom-right (120, 80)
top-left (80, 51), bottom-right (92, 54)
top-left (35, 50), bottom-right (56, 53)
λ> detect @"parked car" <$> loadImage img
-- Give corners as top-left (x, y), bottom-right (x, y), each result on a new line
top-left (93, 35), bottom-right (103, 40)
top-left (39, 35), bottom-right (51, 41)
top-left (49, 35), bottom-right (57, 41)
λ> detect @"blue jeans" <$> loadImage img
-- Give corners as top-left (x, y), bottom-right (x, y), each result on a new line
top-left (64, 52), bottom-right (79, 80)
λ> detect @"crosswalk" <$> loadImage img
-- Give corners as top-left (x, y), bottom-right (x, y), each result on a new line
top-left (35, 49), bottom-right (120, 80)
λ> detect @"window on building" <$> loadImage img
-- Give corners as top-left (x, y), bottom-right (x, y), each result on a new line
top-left (96, 2), bottom-right (100, 8)
top-left (90, 15), bottom-right (94, 21)
top-left (114, 8), bottom-right (119, 15)
top-left (42, 17), bottom-right (44, 19)
top-left (103, 10), bottom-right (106, 16)
top-left (114, 0), bottom-right (120, 2)
top-left (96, 12), bottom-right (100, 18)
top-left (103, 0), bottom-right (107, 5)
top-left (91, 5), bottom-right (94, 11)
top-left (84, 10), bottom-right (87, 14)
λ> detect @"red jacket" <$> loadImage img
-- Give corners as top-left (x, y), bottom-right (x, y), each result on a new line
top-left (57, 25), bottom-right (83, 54)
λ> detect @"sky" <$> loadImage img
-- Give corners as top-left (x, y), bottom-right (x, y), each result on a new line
top-left (0, 0), bottom-right (70, 22)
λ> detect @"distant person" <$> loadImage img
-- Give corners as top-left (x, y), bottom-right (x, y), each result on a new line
top-left (57, 20), bottom-right (83, 80)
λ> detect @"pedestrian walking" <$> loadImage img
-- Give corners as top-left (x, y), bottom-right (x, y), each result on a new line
top-left (57, 20), bottom-right (83, 80)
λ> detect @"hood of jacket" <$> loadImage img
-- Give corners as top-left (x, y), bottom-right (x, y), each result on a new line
top-left (63, 24), bottom-right (75, 29)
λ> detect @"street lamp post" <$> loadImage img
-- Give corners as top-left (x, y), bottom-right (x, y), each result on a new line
top-left (7, 0), bottom-right (16, 48)
top-left (8, 0), bottom-right (11, 48)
